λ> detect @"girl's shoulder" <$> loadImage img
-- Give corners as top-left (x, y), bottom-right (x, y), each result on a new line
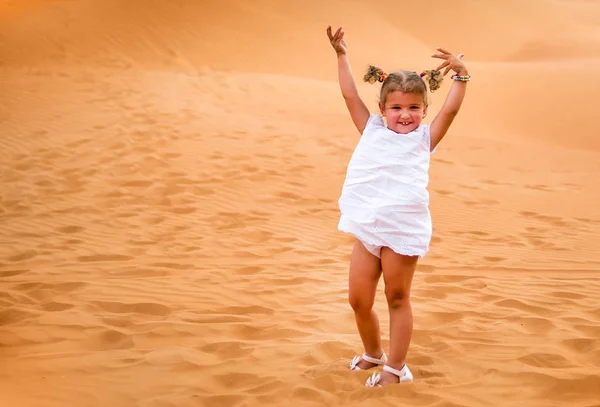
top-left (365, 113), bottom-right (381, 125)
top-left (362, 114), bottom-right (385, 135)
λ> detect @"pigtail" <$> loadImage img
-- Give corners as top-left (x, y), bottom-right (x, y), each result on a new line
top-left (364, 65), bottom-right (388, 84)
top-left (420, 69), bottom-right (443, 92)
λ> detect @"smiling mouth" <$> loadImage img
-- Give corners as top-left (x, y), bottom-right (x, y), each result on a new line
top-left (399, 122), bottom-right (412, 126)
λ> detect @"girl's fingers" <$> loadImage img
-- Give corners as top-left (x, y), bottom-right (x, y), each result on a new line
top-left (435, 61), bottom-right (449, 71)
top-left (437, 47), bottom-right (452, 55)
top-left (334, 27), bottom-right (342, 40)
top-left (457, 53), bottom-right (464, 60)
top-left (327, 26), bottom-right (338, 41)
top-left (443, 66), bottom-right (452, 76)
top-left (431, 53), bottom-right (449, 60)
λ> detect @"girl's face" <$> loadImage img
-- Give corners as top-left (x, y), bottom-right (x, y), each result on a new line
top-left (379, 91), bottom-right (427, 134)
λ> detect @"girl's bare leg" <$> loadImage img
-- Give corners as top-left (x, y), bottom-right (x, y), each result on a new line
top-left (379, 247), bottom-right (418, 384)
top-left (348, 240), bottom-right (383, 369)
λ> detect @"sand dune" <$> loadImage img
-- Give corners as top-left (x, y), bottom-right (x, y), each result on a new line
top-left (1, 1), bottom-right (600, 406)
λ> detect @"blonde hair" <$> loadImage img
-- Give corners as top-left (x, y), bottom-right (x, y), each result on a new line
top-left (363, 66), bottom-right (443, 106)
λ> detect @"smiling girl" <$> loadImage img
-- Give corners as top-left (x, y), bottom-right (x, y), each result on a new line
top-left (326, 25), bottom-right (469, 387)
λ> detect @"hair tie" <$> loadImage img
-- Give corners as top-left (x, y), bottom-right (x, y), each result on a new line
top-left (419, 71), bottom-right (426, 77)
top-left (363, 65), bottom-right (388, 84)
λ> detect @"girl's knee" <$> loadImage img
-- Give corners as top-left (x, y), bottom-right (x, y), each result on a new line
top-left (348, 293), bottom-right (375, 314)
top-left (384, 287), bottom-right (410, 309)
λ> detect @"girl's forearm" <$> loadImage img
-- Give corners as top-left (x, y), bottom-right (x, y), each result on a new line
top-left (440, 70), bottom-right (469, 116)
top-left (337, 54), bottom-right (360, 99)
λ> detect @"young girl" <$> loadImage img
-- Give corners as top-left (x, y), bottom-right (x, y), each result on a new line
top-left (326, 25), bottom-right (469, 387)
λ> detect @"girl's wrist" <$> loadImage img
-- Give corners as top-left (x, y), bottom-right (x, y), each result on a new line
top-left (451, 69), bottom-right (470, 82)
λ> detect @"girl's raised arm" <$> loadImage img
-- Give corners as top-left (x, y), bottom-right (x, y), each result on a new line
top-left (327, 26), bottom-right (370, 134)
top-left (429, 48), bottom-right (469, 151)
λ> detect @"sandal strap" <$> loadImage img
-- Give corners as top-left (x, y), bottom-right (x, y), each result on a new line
top-left (383, 364), bottom-right (408, 378)
top-left (361, 351), bottom-right (387, 365)
top-left (365, 372), bottom-right (381, 387)
top-left (349, 355), bottom-right (361, 370)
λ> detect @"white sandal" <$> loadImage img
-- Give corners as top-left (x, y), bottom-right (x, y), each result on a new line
top-left (365, 364), bottom-right (413, 387)
top-left (349, 351), bottom-right (387, 371)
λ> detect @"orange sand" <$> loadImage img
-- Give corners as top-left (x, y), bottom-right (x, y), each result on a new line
top-left (1, 1), bottom-right (600, 406)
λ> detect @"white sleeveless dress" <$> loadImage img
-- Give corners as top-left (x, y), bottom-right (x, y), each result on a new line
top-left (338, 114), bottom-right (435, 258)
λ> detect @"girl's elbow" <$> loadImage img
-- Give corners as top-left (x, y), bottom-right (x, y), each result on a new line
top-left (442, 107), bottom-right (460, 118)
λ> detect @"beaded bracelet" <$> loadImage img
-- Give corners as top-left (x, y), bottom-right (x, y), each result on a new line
top-left (451, 73), bottom-right (471, 82)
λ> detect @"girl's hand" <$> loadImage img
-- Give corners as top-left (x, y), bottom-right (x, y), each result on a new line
top-left (327, 25), bottom-right (347, 55)
top-left (431, 48), bottom-right (468, 76)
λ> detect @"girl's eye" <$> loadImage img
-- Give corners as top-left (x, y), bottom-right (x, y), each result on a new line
top-left (410, 106), bottom-right (419, 110)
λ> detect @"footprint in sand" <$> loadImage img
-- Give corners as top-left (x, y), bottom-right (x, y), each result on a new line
top-left (482, 256), bottom-right (507, 263)
top-left (56, 225), bottom-right (85, 234)
top-left (41, 301), bottom-right (75, 312)
top-left (435, 189), bottom-right (454, 196)
top-left (6, 250), bottom-right (38, 262)
top-left (524, 184), bottom-right (553, 192)
top-left (0, 308), bottom-right (38, 325)
top-left (0, 269), bottom-right (29, 278)
top-left (77, 254), bottom-right (134, 262)
top-left (519, 211), bottom-right (571, 227)
top-left (85, 329), bottom-right (135, 351)
top-left (90, 300), bottom-right (172, 317)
